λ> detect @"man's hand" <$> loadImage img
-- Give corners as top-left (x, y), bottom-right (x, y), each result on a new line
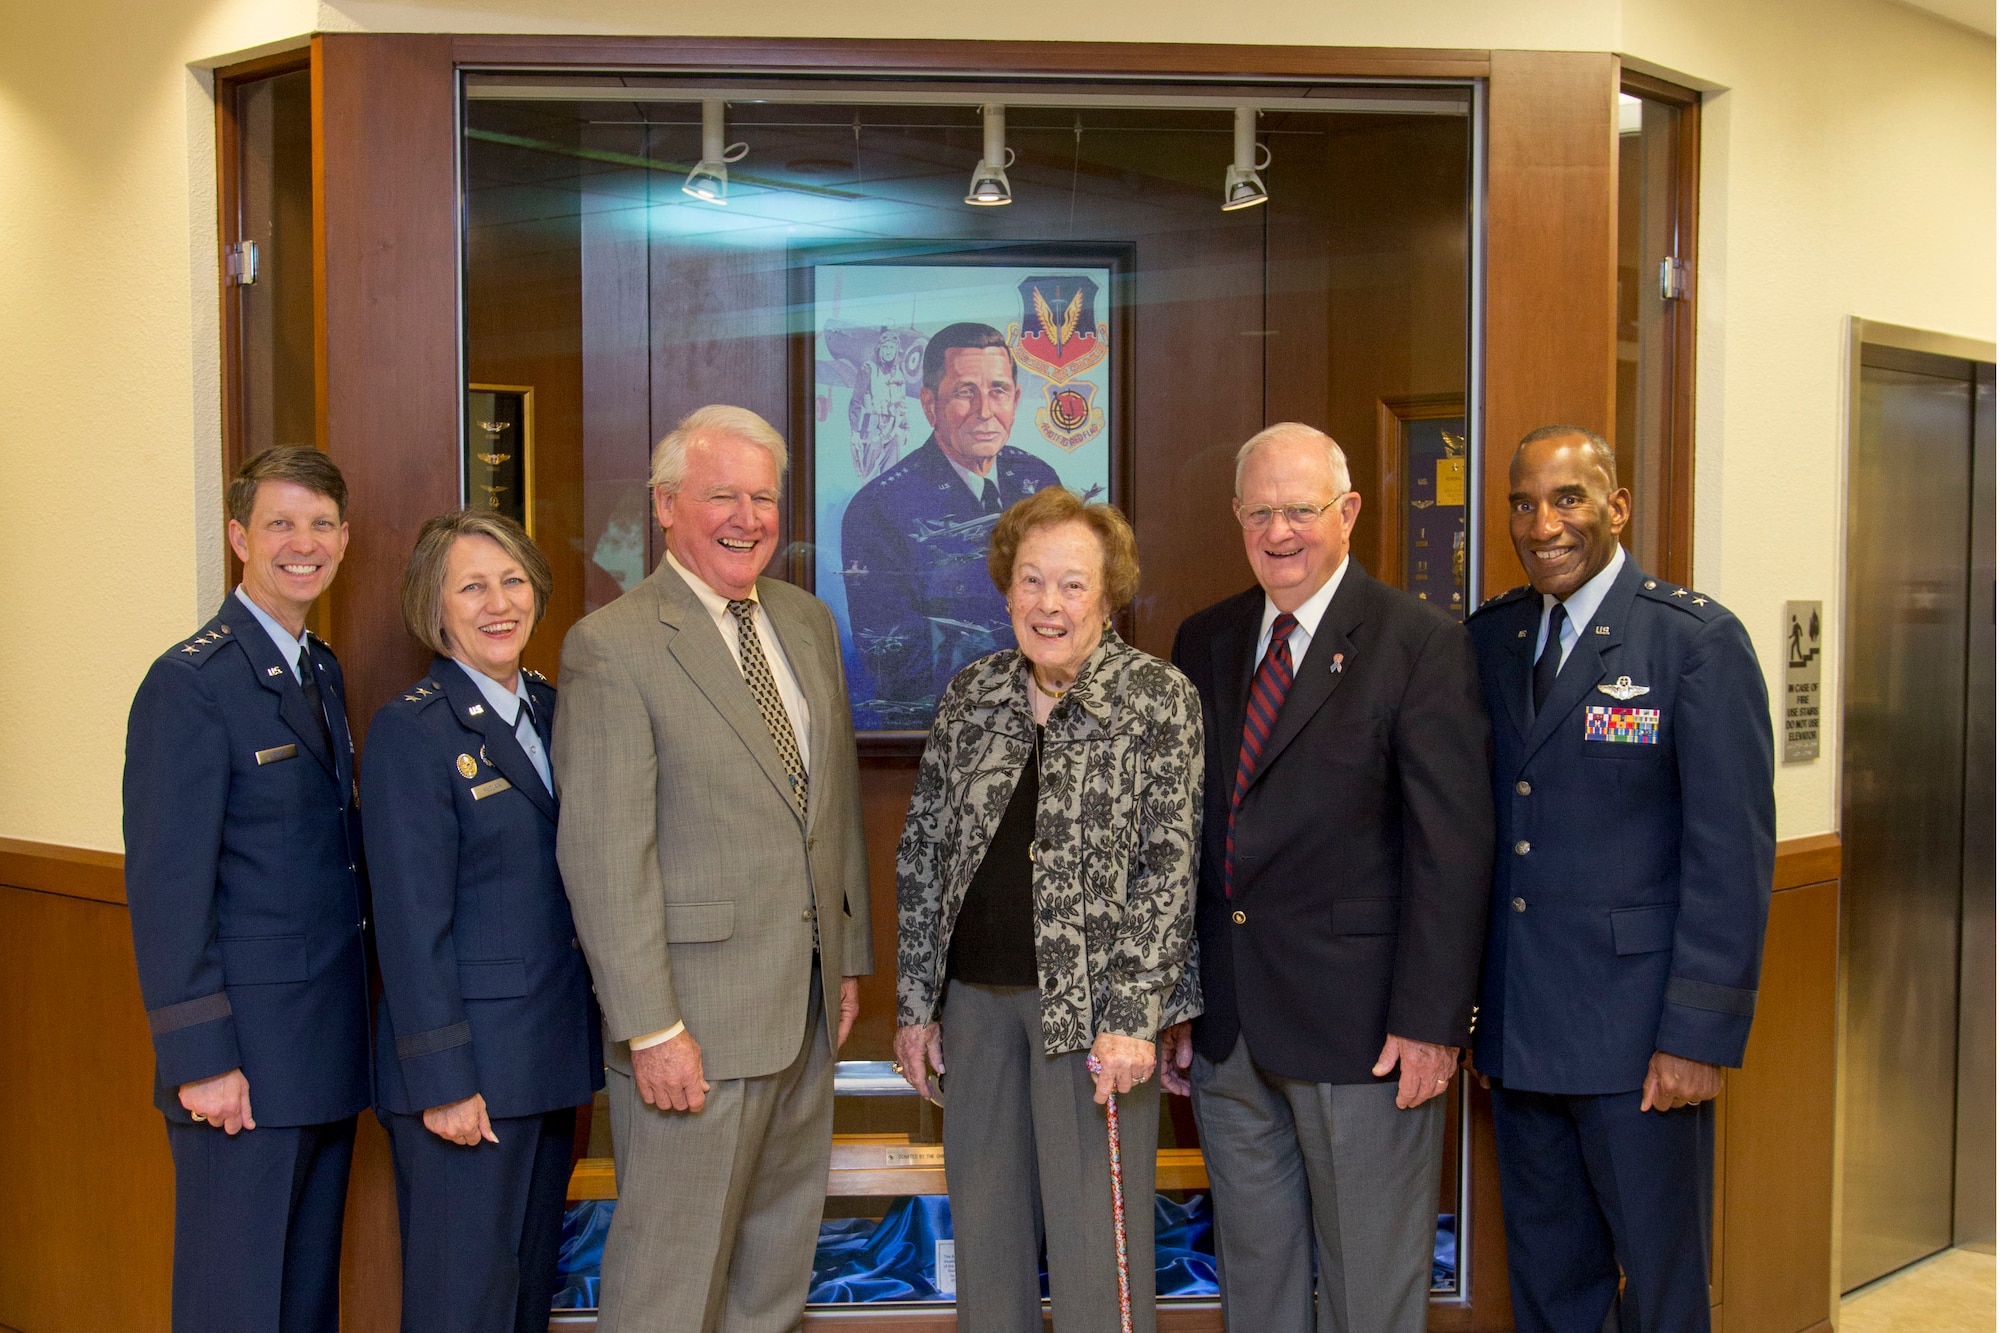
top-left (893, 1023), bottom-right (945, 1101)
top-left (423, 1092), bottom-right (498, 1146)
top-left (633, 1029), bottom-right (709, 1113)
top-left (1089, 1032), bottom-right (1156, 1106)
top-left (1641, 1051), bottom-right (1721, 1112)
top-left (1372, 1034), bottom-right (1460, 1110)
top-left (180, 1068), bottom-right (255, 1135)
top-left (1157, 1022), bottom-right (1194, 1097)
top-left (837, 976), bottom-right (861, 1049)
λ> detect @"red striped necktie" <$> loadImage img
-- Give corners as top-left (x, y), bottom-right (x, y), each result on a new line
top-left (1226, 611), bottom-right (1298, 898)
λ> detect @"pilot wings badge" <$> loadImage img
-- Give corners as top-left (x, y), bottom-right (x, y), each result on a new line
top-left (1596, 675), bottom-right (1651, 701)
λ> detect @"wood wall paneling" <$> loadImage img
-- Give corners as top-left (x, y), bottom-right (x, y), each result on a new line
top-left (314, 32), bottom-right (464, 738)
top-left (0, 885), bottom-right (174, 1333)
top-left (1480, 51), bottom-right (1619, 600)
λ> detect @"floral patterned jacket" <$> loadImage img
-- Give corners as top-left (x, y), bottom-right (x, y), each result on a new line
top-left (895, 632), bottom-right (1204, 1054)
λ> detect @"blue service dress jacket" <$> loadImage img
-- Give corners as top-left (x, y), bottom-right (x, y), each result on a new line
top-left (361, 657), bottom-right (602, 1118)
top-left (1467, 558), bottom-right (1776, 1095)
top-left (123, 599), bottom-right (370, 1127)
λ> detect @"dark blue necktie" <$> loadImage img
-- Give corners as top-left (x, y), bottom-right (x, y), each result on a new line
top-left (1532, 604), bottom-right (1568, 715)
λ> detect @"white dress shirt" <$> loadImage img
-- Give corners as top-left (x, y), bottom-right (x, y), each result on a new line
top-left (1256, 555), bottom-right (1352, 667)
top-left (633, 552), bottom-right (814, 1052)
top-left (945, 452), bottom-right (999, 504)
top-left (1534, 544), bottom-right (1627, 670)
top-left (460, 664), bottom-right (554, 794)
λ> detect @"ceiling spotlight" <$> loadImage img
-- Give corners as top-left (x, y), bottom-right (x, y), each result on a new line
top-left (683, 99), bottom-right (749, 204)
top-left (1222, 106), bottom-right (1271, 212)
top-left (965, 103), bottom-right (1015, 207)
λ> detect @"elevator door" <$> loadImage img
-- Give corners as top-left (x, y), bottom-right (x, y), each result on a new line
top-left (1839, 343), bottom-right (1994, 1291)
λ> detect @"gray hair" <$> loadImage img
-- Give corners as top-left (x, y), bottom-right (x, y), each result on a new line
top-left (650, 405), bottom-right (790, 491)
top-left (1234, 422), bottom-right (1353, 497)
top-left (1516, 424), bottom-right (1619, 488)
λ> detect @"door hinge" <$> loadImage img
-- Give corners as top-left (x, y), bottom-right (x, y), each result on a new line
top-left (225, 240), bottom-right (260, 287)
top-left (1660, 256), bottom-right (1691, 302)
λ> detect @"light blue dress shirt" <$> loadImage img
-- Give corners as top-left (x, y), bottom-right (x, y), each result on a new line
top-left (1534, 543), bottom-right (1627, 670)
top-left (234, 586), bottom-right (307, 682)
top-left (463, 665), bottom-right (553, 794)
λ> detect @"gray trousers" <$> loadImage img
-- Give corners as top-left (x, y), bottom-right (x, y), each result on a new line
top-left (941, 981), bottom-right (1161, 1333)
top-left (599, 975), bottom-right (833, 1333)
top-left (1191, 1036), bottom-right (1443, 1333)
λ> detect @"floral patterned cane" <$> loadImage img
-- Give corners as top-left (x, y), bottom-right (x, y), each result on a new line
top-left (1085, 1054), bottom-right (1135, 1333)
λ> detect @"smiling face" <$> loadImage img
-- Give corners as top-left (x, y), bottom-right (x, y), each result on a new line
top-left (1234, 435), bottom-right (1362, 614)
top-left (920, 346), bottom-right (1020, 477)
top-left (655, 431), bottom-right (782, 600)
top-left (1507, 433), bottom-right (1630, 599)
top-left (227, 480), bottom-right (349, 634)
top-left (439, 533), bottom-right (537, 685)
top-left (1007, 519), bottom-right (1109, 685)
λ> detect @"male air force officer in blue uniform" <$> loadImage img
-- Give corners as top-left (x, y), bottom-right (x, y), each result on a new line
top-left (1467, 427), bottom-right (1775, 1333)
top-left (124, 446), bottom-right (370, 1333)
top-left (839, 322), bottom-right (1060, 723)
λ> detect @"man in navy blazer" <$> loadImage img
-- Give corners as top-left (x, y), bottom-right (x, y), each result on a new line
top-left (124, 446), bottom-right (370, 1333)
top-left (1168, 423), bottom-right (1494, 1333)
top-left (1468, 426), bottom-right (1775, 1333)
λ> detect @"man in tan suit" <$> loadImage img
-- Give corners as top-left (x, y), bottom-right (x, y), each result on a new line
top-left (555, 404), bottom-right (874, 1332)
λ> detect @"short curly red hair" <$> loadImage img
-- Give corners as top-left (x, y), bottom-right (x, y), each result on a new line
top-left (986, 486), bottom-right (1140, 613)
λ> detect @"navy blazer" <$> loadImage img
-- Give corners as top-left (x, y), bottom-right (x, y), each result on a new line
top-left (361, 657), bottom-right (601, 1119)
top-left (1468, 558), bottom-right (1776, 1095)
top-left (1173, 565), bottom-right (1495, 1085)
top-left (123, 598), bottom-right (370, 1127)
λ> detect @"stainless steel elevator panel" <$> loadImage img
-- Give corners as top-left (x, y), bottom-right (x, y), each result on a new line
top-left (1839, 347), bottom-right (1979, 1291)
top-left (1955, 368), bottom-right (1995, 1252)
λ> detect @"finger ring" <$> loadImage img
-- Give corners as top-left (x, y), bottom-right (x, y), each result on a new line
top-left (190, 1111), bottom-right (207, 1122)
top-left (892, 1063), bottom-right (904, 1074)
top-left (1436, 1078), bottom-right (1449, 1086)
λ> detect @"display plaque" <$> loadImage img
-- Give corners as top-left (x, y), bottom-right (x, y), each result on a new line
top-left (1783, 599), bottom-right (1823, 762)
top-left (465, 384), bottom-right (534, 534)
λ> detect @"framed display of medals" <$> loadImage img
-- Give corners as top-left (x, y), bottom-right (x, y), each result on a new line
top-left (1375, 394), bottom-right (1469, 622)
top-left (465, 383), bottom-right (535, 534)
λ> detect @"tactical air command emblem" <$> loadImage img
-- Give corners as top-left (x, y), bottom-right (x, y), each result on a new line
top-left (1006, 275), bottom-right (1108, 451)
top-left (1584, 706), bottom-right (1660, 744)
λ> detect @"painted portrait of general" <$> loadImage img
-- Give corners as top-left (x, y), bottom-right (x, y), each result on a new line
top-left (808, 258), bottom-right (1118, 734)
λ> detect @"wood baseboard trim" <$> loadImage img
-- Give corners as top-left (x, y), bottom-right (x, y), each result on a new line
top-left (1774, 832), bottom-right (1841, 893)
top-left (0, 837), bottom-right (125, 906)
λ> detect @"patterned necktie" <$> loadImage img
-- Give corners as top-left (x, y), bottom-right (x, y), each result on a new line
top-left (1226, 612), bottom-right (1298, 897)
top-left (1532, 604), bottom-right (1568, 715)
top-left (727, 599), bottom-right (808, 813)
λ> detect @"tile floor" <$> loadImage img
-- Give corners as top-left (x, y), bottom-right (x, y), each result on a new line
top-left (1840, 1247), bottom-right (1996, 1333)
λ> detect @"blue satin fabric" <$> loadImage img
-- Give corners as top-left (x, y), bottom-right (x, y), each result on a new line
top-left (550, 1196), bottom-right (1457, 1309)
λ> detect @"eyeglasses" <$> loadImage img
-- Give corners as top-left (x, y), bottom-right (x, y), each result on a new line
top-left (1235, 497), bottom-right (1345, 530)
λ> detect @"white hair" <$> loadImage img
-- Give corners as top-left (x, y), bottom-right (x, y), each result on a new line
top-left (650, 405), bottom-right (790, 491)
top-left (1233, 422), bottom-right (1352, 496)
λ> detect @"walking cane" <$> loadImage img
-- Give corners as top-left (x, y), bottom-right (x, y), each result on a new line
top-left (1085, 1054), bottom-right (1136, 1333)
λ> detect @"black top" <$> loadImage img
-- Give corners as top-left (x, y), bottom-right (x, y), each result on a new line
top-left (946, 729), bottom-right (1041, 987)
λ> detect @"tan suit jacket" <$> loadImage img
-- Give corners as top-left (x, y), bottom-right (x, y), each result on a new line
top-left (554, 559), bottom-right (873, 1081)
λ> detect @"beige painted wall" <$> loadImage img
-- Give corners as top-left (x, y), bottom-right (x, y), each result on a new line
top-left (0, 0), bottom-right (1989, 850)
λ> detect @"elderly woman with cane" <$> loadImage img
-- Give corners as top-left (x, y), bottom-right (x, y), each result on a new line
top-left (893, 486), bottom-right (1202, 1333)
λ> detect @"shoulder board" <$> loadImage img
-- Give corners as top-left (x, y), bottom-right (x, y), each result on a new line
top-left (523, 667), bottom-right (547, 683)
top-left (305, 629), bottom-right (338, 657)
top-left (1635, 577), bottom-right (1730, 621)
top-left (395, 679), bottom-right (449, 708)
top-left (166, 618), bottom-right (238, 669)
top-left (1468, 585), bottom-right (1534, 619)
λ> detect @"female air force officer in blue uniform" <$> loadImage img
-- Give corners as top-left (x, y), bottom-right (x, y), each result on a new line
top-left (362, 509), bottom-right (602, 1332)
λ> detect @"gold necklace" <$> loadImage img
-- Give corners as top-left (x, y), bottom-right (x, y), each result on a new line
top-left (1031, 669), bottom-right (1071, 700)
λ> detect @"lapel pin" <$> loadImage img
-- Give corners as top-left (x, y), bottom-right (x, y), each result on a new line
top-left (456, 754), bottom-right (478, 779)
top-left (1517, 629), bottom-right (1528, 639)
top-left (1594, 625), bottom-right (1611, 636)
top-left (267, 666), bottom-right (283, 676)
top-left (1331, 653), bottom-right (1345, 674)
top-left (468, 704), bottom-right (485, 717)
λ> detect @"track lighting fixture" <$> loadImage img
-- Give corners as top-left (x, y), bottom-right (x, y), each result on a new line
top-left (965, 103), bottom-right (1015, 207)
top-left (1222, 106), bottom-right (1271, 212)
top-left (683, 100), bottom-right (750, 204)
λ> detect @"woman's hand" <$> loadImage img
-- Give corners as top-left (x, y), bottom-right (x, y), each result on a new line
top-left (894, 1023), bottom-right (945, 1101)
top-left (1089, 1032), bottom-right (1156, 1105)
top-left (423, 1092), bottom-right (497, 1147)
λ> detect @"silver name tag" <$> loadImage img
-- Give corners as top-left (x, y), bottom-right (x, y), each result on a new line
top-left (255, 744), bottom-right (299, 765)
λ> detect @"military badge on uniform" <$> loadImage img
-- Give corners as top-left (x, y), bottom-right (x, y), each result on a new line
top-left (1596, 675), bottom-right (1651, 701)
top-left (456, 753), bottom-right (478, 778)
top-left (1585, 706), bottom-right (1660, 744)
